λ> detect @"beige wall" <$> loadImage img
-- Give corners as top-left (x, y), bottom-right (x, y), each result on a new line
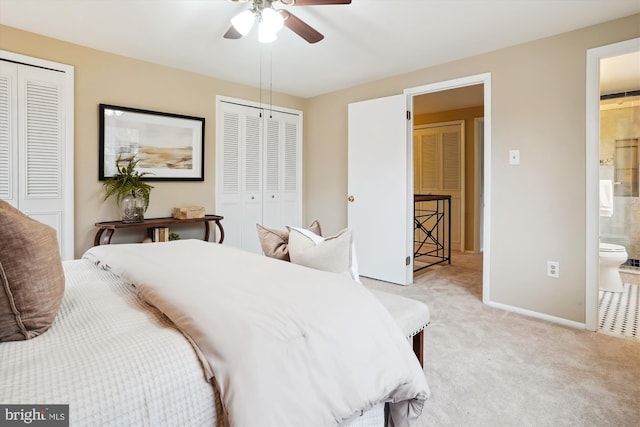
top-left (304, 14), bottom-right (639, 323)
top-left (2, 14), bottom-right (639, 324)
top-left (0, 25), bottom-right (305, 257)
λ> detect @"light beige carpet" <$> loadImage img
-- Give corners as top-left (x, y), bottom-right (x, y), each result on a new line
top-left (362, 252), bottom-right (640, 427)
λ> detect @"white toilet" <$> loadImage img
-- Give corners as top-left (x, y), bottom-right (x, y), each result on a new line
top-left (599, 243), bottom-right (628, 293)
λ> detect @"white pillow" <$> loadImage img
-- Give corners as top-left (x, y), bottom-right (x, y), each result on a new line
top-left (287, 226), bottom-right (360, 283)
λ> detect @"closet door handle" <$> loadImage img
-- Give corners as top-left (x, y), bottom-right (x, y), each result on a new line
top-left (348, 195), bottom-right (355, 202)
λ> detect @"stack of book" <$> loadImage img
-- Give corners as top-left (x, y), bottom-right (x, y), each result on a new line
top-left (152, 227), bottom-right (170, 242)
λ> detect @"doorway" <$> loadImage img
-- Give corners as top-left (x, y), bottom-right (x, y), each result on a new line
top-left (406, 73), bottom-right (491, 301)
top-left (585, 38), bottom-right (640, 332)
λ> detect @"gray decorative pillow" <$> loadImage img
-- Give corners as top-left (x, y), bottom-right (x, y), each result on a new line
top-left (0, 200), bottom-right (65, 342)
top-left (256, 220), bottom-right (321, 261)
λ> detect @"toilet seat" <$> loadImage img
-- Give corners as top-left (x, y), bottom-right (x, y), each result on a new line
top-left (599, 243), bottom-right (626, 253)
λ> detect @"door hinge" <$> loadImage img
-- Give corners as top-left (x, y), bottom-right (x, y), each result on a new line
top-left (406, 256), bottom-right (411, 266)
top-left (406, 110), bottom-right (411, 120)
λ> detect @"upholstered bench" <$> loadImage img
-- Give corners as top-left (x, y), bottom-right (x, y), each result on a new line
top-left (370, 289), bottom-right (430, 367)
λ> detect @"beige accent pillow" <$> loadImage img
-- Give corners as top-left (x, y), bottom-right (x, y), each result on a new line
top-left (0, 200), bottom-right (65, 342)
top-left (287, 226), bottom-right (360, 282)
top-left (256, 220), bottom-right (321, 261)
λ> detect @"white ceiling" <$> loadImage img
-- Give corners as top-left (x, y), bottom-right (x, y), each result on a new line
top-left (0, 0), bottom-right (638, 98)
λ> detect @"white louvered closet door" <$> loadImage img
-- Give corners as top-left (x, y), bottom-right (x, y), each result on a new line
top-left (241, 111), bottom-right (263, 253)
top-left (262, 110), bottom-right (300, 231)
top-left (217, 102), bottom-right (263, 252)
top-left (0, 61), bottom-right (18, 208)
top-left (217, 105), bottom-right (242, 248)
top-left (216, 99), bottom-right (302, 253)
top-left (0, 58), bottom-right (73, 259)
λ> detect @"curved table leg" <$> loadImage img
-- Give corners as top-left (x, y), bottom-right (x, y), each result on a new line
top-left (94, 229), bottom-right (105, 246)
top-left (204, 222), bottom-right (210, 242)
top-left (94, 229), bottom-right (115, 246)
top-left (203, 219), bottom-right (224, 243)
top-left (215, 219), bottom-right (224, 243)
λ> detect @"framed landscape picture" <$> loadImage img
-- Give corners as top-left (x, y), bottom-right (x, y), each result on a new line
top-left (99, 104), bottom-right (205, 181)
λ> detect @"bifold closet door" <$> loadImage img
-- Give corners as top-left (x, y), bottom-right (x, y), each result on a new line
top-left (0, 59), bottom-right (73, 258)
top-left (216, 100), bottom-right (302, 254)
top-left (0, 61), bottom-right (18, 207)
top-left (262, 110), bottom-right (301, 231)
top-left (217, 102), bottom-right (263, 253)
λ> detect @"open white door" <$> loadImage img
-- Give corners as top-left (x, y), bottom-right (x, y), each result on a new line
top-left (348, 94), bottom-right (412, 285)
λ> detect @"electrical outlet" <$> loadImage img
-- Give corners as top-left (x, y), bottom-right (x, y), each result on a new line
top-left (547, 261), bottom-right (559, 278)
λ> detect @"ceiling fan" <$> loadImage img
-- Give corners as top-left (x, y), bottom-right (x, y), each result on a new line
top-left (223, 0), bottom-right (352, 44)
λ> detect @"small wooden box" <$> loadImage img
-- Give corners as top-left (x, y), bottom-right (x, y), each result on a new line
top-left (172, 206), bottom-right (205, 219)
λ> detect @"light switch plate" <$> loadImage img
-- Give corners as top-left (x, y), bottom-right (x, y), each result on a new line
top-left (509, 149), bottom-right (520, 165)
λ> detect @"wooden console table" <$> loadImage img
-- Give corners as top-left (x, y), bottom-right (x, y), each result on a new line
top-left (94, 215), bottom-right (224, 246)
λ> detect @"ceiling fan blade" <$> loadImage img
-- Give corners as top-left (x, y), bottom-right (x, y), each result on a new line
top-left (286, 0), bottom-right (351, 5)
top-left (223, 25), bottom-right (243, 39)
top-left (280, 10), bottom-right (324, 43)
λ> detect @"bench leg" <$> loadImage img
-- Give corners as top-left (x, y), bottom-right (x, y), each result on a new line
top-left (412, 330), bottom-right (424, 367)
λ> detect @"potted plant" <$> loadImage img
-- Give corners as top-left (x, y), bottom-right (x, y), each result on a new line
top-left (102, 156), bottom-right (153, 223)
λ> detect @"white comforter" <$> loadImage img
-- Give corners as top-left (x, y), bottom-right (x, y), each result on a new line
top-left (0, 259), bottom-right (218, 426)
top-left (83, 240), bottom-right (429, 426)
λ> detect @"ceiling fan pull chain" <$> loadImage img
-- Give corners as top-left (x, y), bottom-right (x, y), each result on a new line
top-left (259, 43), bottom-right (263, 112)
top-left (269, 46), bottom-right (273, 119)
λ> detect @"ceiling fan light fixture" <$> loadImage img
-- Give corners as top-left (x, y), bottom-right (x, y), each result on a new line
top-left (231, 9), bottom-right (255, 36)
top-left (224, 0), bottom-right (351, 44)
top-left (261, 7), bottom-right (284, 33)
top-left (258, 21), bottom-right (278, 43)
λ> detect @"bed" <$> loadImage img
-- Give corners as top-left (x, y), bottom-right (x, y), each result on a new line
top-left (0, 201), bottom-right (428, 426)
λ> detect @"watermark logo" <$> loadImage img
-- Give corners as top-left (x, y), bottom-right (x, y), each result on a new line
top-left (1, 405), bottom-right (68, 426)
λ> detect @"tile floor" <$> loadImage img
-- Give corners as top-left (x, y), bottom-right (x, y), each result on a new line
top-left (598, 270), bottom-right (639, 341)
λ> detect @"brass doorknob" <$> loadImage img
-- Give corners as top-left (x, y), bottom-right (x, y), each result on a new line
top-left (348, 195), bottom-right (355, 202)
